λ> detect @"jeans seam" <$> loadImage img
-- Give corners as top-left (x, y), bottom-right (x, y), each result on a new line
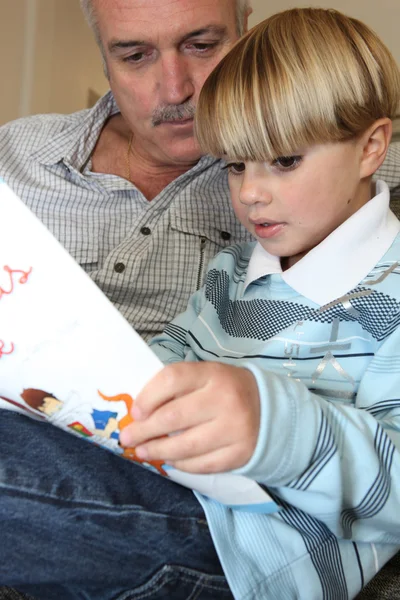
top-left (115, 568), bottom-right (230, 600)
top-left (186, 581), bottom-right (202, 600)
top-left (0, 483), bottom-right (206, 526)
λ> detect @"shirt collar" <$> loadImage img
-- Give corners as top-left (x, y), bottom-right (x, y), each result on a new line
top-left (30, 91), bottom-right (119, 170)
top-left (244, 180), bottom-right (400, 305)
top-left (30, 91), bottom-right (219, 177)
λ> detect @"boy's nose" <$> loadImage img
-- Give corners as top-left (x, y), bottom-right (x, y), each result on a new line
top-left (239, 177), bottom-right (272, 206)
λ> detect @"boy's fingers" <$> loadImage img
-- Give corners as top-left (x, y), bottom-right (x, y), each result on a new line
top-left (120, 391), bottom-right (214, 447)
top-left (124, 413), bottom-right (256, 472)
top-left (136, 362), bottom-right (257, 418)
top-left (133, 420), bottom-right (229, 463)
top-left (135, 362), bottom-right (207, 418)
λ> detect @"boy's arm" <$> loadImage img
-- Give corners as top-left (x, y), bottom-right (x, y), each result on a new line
top-left (149, 283), bottom-right (207, 365)
top-left (235, 327), bottom-right (400, 543)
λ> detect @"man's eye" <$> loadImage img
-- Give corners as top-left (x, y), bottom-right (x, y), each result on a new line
top-left (273, 156), bottom-right (302, 170)
top-left (224, 162), bottom-right (245, 175)
top-left (188, 42), bottom-right (218, 53)
top-left (125, 52), bottom-right (146, 63)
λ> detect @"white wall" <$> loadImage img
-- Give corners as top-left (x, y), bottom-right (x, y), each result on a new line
top-left (249, 0), bottom-right (400, 65)
top-left (0, 1), bottom-right (28, 124)
top-left (0, 0), bottom-right (398, 126)
top-left (0, 0), bottom-right (108, 126)
top-left (42, 0), bottom-right (108, 115)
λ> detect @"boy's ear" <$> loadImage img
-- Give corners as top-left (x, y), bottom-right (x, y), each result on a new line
top-left (359, 118), bottom-right (393, 179)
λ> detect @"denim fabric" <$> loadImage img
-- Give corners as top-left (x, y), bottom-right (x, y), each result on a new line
top-left (0, 411), bottom-right (233, 600)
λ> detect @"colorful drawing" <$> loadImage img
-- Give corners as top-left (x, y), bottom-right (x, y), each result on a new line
top-left (97, 390), bottom-right (168, 475)
top-left (91, 409), bottom-right (119, 440)
top-left (0, 266), bottom-right (32, 359)
top-left (0, 393), bottom-right (46, 420)
top-left (2, 386), bottom-right (166, 475)
top-left (0, 265), bottom-right (32, 300)
top-left (69, 422), bottom-right (93, 437)
top-left (20, 388), bottom-right (95, 439)
top-left (0, 340), bottom-right (14, 359)
top-left (21, 388), bottom-right (63, 416)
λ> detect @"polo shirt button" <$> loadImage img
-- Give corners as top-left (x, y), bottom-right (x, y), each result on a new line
top-left (220, 231), bottom-right (231, 241)
top-left (140, 226), bottom-right (151, 236)
top-left (114, 262), bottom-right (126, 273)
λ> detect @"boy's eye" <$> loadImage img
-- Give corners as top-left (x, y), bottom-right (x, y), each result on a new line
top-left (273, 156), bottom-right (302, 170)
top-left (224, 162), bottom-right (246, 175)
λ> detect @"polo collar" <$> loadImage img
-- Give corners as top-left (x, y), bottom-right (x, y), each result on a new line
top-left (244, 180), bottom-right (400, 305)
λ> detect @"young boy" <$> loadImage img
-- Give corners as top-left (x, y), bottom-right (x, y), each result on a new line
top-left (120, 8), bottom-right (400, 599)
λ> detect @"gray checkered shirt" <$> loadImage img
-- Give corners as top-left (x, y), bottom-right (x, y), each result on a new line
top-left (0, 92), bottom-right (251, 340)
top-left (1, 91), bottom-right (399, 339)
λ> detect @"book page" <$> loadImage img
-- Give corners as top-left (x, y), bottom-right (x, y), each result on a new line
top-left (0, 179), bottom-right (278, 513)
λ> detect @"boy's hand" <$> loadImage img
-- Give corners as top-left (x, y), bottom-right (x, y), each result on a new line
top-left (119, 362), bottom-right (260, 474)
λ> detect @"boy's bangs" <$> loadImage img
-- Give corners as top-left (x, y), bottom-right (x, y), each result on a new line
top-left (196, 79), bottom-right (294, 163)
top-left (196, 9), bottom-right (400, 163)
top-left (196, 26), bottom-right (340, 162)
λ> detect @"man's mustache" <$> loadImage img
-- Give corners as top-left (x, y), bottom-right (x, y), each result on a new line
top-left (152, 102), bottom-right (196, 127)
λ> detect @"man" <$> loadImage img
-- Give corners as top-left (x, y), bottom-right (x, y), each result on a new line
top-left (0, 1), bottom-right (250, 599)
top-left (0, 1), bottom-right (399, 599)
top-left (0, 0), bottom-right (252, 341)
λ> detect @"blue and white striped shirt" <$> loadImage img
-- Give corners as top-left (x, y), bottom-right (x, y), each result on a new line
top-left (151, 181), bottom-right (400, 599)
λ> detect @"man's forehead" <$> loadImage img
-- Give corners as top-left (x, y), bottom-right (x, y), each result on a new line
top-left (95, 0), bottom-right (236, 29)
top-left (95, 0), bottom-right (238, 53)
top-left (95, 0), bottom-right (234, 9)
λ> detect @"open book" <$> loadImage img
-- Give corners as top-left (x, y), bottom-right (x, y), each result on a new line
top-left (0, 179), bottom-right (278, 513)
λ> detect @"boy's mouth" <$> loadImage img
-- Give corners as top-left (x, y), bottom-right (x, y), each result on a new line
top-left (251, 220), bottom-right (286, 239)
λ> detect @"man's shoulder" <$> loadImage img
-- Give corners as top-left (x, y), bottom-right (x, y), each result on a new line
top-left (0, 109), bottom-right (90, 149)
top-left (0, 92), bottom-right (115, 175)
top-left (376, 140), bottom-right (400, 192)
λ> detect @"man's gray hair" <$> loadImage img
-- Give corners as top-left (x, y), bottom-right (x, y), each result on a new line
top-left (235, 0), bottom-right (251, 36)
top-left (80, 0), bottom-right (252, 59)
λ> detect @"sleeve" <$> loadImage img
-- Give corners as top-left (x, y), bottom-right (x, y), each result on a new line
top-left (234, 326), bottom-right (400, 543)
top-left (149, 283), bottom-right (207, 365)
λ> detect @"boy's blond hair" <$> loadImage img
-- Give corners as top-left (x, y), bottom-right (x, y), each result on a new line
top-left (195, 8), bottom-right (400, 162)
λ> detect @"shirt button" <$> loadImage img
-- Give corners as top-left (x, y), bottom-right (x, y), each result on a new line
top-left (220, 231), bottom-right (231, 241)
top-left (140, 226), bottom-right (151, 236)
top-left (114, 262), bottom-right (126, 273)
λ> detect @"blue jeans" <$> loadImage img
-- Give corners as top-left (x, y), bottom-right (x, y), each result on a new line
top-left (0, 410), bottom-right (233, 600)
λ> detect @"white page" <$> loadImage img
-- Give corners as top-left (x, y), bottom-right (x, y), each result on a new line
top-left (0, 179), bottom-right (278, 513)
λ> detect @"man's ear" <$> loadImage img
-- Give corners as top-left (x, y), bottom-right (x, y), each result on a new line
top-left (359, 118), bottom-right (393, 179)
top-left (242, 6), bottom-right (253, 34)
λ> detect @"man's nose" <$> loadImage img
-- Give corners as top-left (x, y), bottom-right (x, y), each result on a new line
top-left (159, 54), bottom-right (195, 105)
top-left (239, 174), bottom-right (272, 206)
